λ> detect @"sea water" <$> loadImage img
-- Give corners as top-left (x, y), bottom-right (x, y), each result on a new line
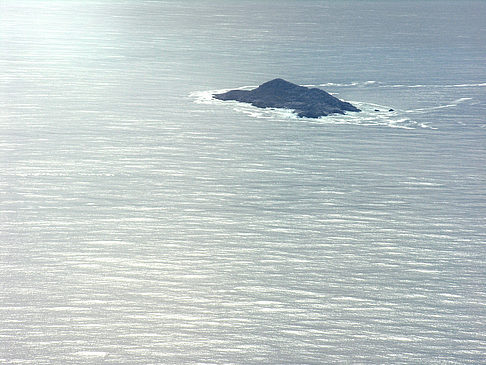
top-left (1, 1), bottom-right (485, 363)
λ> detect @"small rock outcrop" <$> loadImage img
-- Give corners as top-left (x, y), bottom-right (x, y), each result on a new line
top-left (213, 78), bottom-right (360, 118)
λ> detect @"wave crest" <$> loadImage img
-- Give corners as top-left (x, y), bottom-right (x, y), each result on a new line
top-left (189, 89), bottom-right (436, 130)
top-left (190, 80), bottom-right (483, 130)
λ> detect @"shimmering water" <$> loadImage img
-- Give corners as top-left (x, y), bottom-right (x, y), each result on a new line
top-left (1, 1), bottom-right (485, 363)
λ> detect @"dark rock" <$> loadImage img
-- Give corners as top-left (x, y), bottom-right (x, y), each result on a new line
top-left (213, 78), bottom-right (360, 118)
top-left (388, 108), bottom-right (394, 112)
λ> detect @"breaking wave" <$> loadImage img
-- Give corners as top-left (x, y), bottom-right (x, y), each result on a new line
top-left (405, 98), bottom-right (473, 114)
top-left (309, 81), bottom-right (486, 89)
top-left (189, 89), bottom-right (434, 130)
top-left (190, 80), bottom-right (483, 130)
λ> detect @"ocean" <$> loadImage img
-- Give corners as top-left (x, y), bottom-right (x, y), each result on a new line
top-left (1, 0), bottom-right (485, 363)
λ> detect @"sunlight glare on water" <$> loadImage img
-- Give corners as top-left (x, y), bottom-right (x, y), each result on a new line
top-left (1, 0), bottom-right (485, 363)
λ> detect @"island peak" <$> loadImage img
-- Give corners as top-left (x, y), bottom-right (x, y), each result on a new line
top-left (258, 78), bottom-right (299, 89)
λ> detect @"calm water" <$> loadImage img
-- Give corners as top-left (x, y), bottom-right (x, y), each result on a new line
top-left (1, 1), bottom-right (486, 363)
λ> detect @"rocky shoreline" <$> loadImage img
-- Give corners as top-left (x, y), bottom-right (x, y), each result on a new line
top-left (213, 78), bottom-right (361, 118)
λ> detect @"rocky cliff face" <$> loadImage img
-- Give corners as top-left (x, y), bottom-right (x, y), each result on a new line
top-left (213, 78), bottom-right (360, 118)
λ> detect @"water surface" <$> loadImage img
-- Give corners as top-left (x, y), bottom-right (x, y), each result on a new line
top-left (1, 1), bottom-right (485, 363)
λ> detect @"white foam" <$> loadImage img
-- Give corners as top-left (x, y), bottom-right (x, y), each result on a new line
top-left (319, 82), bottom-right (360, 87)
top-left (406, 97), bottom-right (473, 114)
top-left (189, 89), bottom-right (228, 104)
top-left (452, 97), bottom-right (474, 104)
top-left (446, 83), bottom-right (486, 88)
top-left (189, 89), bottom-right (437, 130)
top-left (315, 81), bottom-right (486, 89)
top-left (249, 99), bottom-right (430, 129)
top-left (378, 82), bottom-right (486, 89)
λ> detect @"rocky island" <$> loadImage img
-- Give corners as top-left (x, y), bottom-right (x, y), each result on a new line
top-left (213, 78), bottom-right (360, 118)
